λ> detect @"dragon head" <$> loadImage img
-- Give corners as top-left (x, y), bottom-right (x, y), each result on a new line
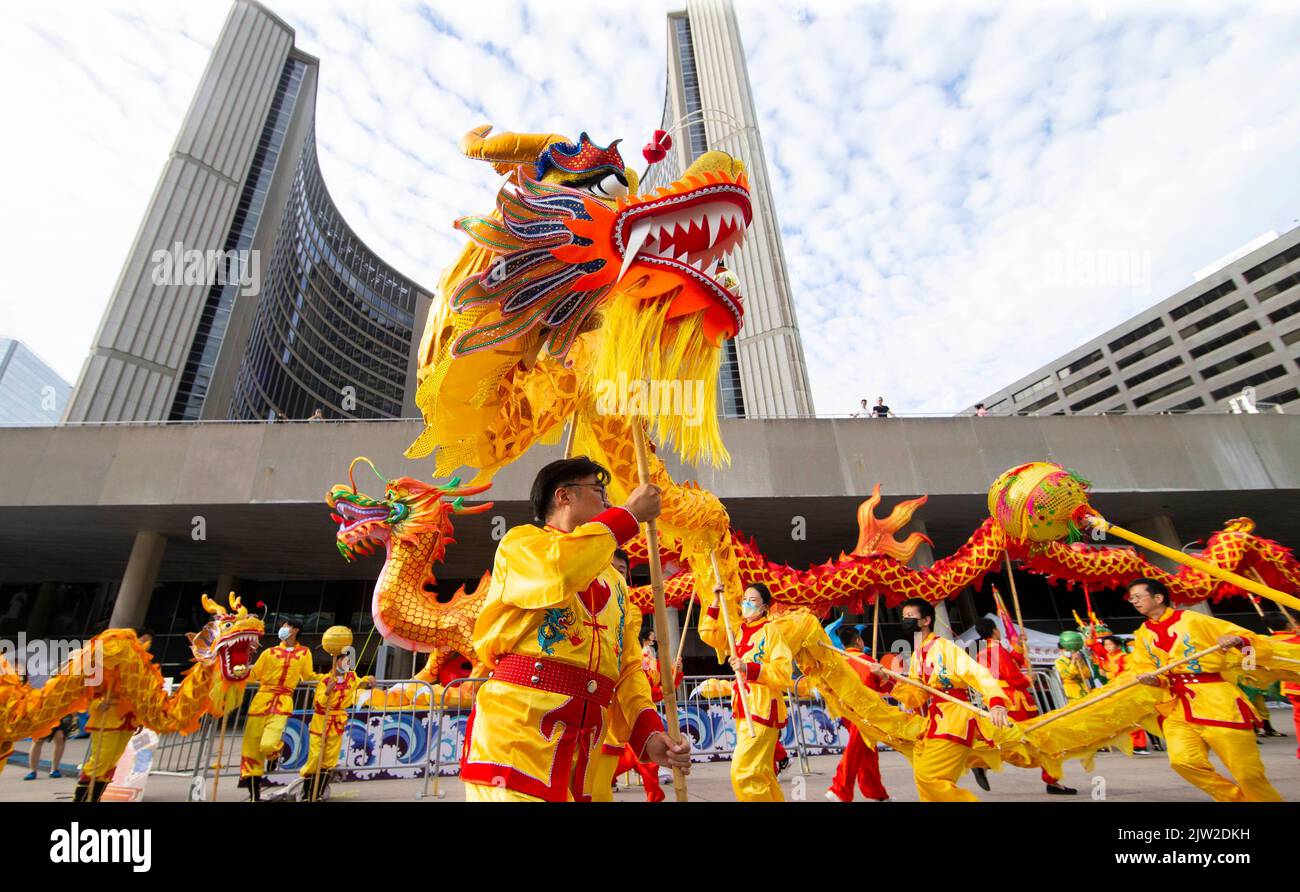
top-left (410, 125), bottom-right (754, 470)
top-left (327, 456), bottom-right (494, 561)
top-left (187, 593), bottom-right (263, 683)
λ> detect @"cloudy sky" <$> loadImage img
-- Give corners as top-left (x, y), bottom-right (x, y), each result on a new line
top-left (3, 0), bottom-right (1299, 416)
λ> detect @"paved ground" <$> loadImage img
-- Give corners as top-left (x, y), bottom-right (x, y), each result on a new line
top-left (4, 709), bottom-right (1297, 803)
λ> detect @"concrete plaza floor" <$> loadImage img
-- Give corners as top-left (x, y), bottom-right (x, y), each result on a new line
top-left (3, 712), bottom-right (1297, 803)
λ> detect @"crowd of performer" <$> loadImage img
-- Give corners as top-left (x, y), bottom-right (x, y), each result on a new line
top-left (14, 454), bottom-right (1300, 804)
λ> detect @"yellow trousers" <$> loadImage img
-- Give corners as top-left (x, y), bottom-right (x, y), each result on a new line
top-left (589, 750), bottom-right (619, 803)
top-left (239, 712), bottom-right (289, 778)
top-left (81, 729), bottom-right (133, 782)
top-left (732, 723), bottom-right (783, 802)
top-left (1162, 716), bottom-right (1282, 802)
top-left (464, 782), bottom-right (543, 802)
top-left (299, 715), bottom-right (344, 777)
top-left (912, 737), bottom-right (980, 802)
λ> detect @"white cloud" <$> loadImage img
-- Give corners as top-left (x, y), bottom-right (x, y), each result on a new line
top-left (2, 0), bottom-right (1299, 422)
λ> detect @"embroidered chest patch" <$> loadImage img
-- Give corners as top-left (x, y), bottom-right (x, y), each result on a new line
top-left (537, 607), bottom-right (577, 655)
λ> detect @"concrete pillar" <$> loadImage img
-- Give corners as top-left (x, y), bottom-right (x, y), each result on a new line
top-left (1127, 516), bottom-right (1212, 614)
top-left (215, 574), bottom-right (238, 598)
top-left (108, 531), bottom-right (167, 629)
top-left (908, 519), bottom-right (955, 638)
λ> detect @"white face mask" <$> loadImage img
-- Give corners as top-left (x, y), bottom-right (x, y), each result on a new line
top-left (278, 627), bottom-right (291, 642)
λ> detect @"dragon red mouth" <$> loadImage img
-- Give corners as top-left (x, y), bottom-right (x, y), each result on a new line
top-left (218, 631), bottom-right (260, 682)
top-left (332, 501), bottom-right (390, 534)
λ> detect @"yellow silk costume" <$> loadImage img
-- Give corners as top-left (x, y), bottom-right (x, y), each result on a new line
top-left (698, 605), bottom-right (793, 801)
top-left (591, 601), bottom-right (644, 802)
top-left (463, 506), bottom-right (663, 802)
top-left (893, 633), bottom-right (1009, 802)
top-left (300, 670), bottom-right (365, 778)
top-left (1053, 653), bottom-right (1092, 701)
top-left (81, 694), bottom-right (136, 783)
top-left (240, 643), bottom-right (321, 778)
top-left (1128, 608), bottom-right (1281, 802)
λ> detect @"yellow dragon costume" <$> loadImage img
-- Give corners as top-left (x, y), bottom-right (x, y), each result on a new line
top-left (0, 594), bottom-right (262, 798)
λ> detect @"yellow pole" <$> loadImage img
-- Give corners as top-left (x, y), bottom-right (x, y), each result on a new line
top-left (1091, 517), bottom-right (1300, 611)
top-left (820, 643), bottom-right (993, 719)
top-left (870, 595), bottom-right (881, 660)
top-left (1001, 555), bottom-right (1034, 669)
top-left (1246, 568), bottom-right (1299, 630)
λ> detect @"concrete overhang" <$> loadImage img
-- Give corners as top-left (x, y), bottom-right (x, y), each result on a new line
top-left (0, 415), bottom-right (1296, 583)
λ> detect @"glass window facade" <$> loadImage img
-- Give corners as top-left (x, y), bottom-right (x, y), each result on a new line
top-left (0, 338), bottom-right (71, 424)
top-left (229, 124), bottom-right (421, 420)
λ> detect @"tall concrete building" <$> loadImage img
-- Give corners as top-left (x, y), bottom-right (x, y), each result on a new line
top-left (64, 1), bottom-right (431, 424)
top-left (645, 0), bottom-right (815, 418)
top-left (0, 338), bottom-right (71, 425)
top-left (975, 227), bottom-right (1300, 417)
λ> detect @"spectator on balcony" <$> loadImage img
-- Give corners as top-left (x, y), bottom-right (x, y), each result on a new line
top-left (871, 397), bottom-right (892, 419)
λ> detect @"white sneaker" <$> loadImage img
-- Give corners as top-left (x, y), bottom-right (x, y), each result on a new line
top-left (825, 789), bottom-right (846, 802)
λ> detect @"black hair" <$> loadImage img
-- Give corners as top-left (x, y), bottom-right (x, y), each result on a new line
top-left (836, 626), bottom-right (863, 648)
top-left (1127, 577), bottom-right (1169, 605)
top-left (639, 627), bottom-right (656, 644)
top-left (1262, 611), bottom-right (1291, 633)
top-left (530, 456), bottom-right (611, 523)
top-left (899, 597), bottom-right (935, 623)
top-left (612, 548), bottom-right (629, 565)
top-left (280, 618), bottom-right (303, 633)
top-left (745, 582), bottom-right (772, 606)
top-left (974, 617), bottom-right (999, 640)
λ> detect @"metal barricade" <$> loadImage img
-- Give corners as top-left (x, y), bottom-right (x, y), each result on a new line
top-left (424, 675), bottom-right (487, 800)
top-left (176, 676), bottom-right (443, 801)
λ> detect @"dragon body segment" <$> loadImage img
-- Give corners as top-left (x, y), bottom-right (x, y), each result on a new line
top-left (0, 594), bottom-right (262, 769)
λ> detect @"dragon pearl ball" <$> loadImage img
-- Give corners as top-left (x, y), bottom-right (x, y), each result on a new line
top-left (321, 625), bottom-right (354, 656)
top-left (988, 461), bottom-right (1092, 543)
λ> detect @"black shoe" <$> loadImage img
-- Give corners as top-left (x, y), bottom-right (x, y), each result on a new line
top-left (72, 781), bottom-right (91, 803)
top-left (971, 767), bottom-right (991, 792)
top-left (1046, 783), bottom-right (1078, 795)
top-left (89, 780), bottom-right (108, 802)
top-left (776, 756), bottom-right (791, 775)
top-left (248, 777), bottom-right (262, 802)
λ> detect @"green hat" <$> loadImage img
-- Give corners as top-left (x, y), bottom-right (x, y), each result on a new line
top-left (1058, 631), bottom-right (1084, 652)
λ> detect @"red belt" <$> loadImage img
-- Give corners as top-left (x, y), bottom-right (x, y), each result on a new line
top-left (491, 654), bottom-right (615, 708)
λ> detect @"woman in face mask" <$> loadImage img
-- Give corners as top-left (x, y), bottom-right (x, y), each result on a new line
top-left (698, 582), bottom-right (793, 801)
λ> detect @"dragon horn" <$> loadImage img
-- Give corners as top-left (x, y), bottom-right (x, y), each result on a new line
top-left (201, 593), bottom-right (222, 616)
top-left (460, 124), bottom-right (570, 175)
top-left (452, 497), bottom-right (495, 516)
top-left (228, 592), bottom-right (246, 617)
top-left (348, 456), bottom-right (386, 493)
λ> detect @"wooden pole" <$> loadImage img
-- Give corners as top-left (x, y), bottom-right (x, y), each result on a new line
top-left (673, 591), bottom-right (697, 669)
top-left (209, 709), bottom-right (229, 802)
top-left (309, 655), bottom-right (339, 802)
top-left (1246, 568), bottom-right (1299, 630)
top-left (870, 595), bottom-right (880, 660)
top-left (1002, 554), bottom-right (1034, 669)
top-left (563, 414), bottom-right (580, 459)
top-left (1091, 517), bottom-right (1300, 611)
top-left (630, 421), bottom-right (689, 802)
top-left (1023, 644), bottom-right (1224, 733)
top-left (709, 550), bottom-right (756, 738)
top-left (819, 643), bottom-right (993, 720)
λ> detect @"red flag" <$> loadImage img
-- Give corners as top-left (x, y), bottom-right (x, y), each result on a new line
top-left (991, 585), bottom-right (1021, 652)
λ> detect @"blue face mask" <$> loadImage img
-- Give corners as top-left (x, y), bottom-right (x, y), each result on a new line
top-left (741, 601), bottom-right (763, 619)
top-left (278, 627), bottom-right (291, 642)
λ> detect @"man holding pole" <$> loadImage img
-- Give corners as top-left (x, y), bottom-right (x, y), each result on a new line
top-left (462, 457), bottom-right (690, 801)
top-left (974, 617), bottom-right (1077, 795)
top-left (873, 598), bottom-right (1010, 802)
top-left (1126, 577), bottom-right (1282, 802)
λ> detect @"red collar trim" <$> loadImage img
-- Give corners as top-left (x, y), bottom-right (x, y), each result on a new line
top-left (1143, 609), bottom-right (1183, 652)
